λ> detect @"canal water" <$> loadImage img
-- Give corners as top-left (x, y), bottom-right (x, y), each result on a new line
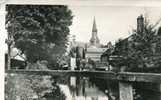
top-left (5, 74), bottom-right (161, 100)
top-left (55, 76), bottom-right (161, 100)
top-left (58, 76), bottom-right (119, 100)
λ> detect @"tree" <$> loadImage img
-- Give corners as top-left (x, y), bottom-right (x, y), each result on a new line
top-left (6, 5), bottom-right (73, 67)
top-left (111, 15), bottom-right (161, 72)
top-left (124, 16), bottom-right (161, 72)
top-left (127, 19), bottom-right (156, 71)
top-left (110, 38), bottom-right (128, 69)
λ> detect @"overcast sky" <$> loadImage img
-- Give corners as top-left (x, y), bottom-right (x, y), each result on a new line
top-left (69, 6), bottom-right (161, 45)
top-left (3, 5), bottom-right (161, 53)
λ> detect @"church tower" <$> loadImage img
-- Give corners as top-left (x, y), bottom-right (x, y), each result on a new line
top-left (90, 17), bottom-right (100, 47)
top-left (86, 17), bottom-right (107, 62)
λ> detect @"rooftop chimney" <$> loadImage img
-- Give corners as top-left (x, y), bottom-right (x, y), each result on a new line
top-left (137, 14), bottom-right (144, 33)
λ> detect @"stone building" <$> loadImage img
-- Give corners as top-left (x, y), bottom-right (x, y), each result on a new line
top-left (85, 18), bottom-right (107, 62)
top-left (68, 17), bottom-right (108, 70)
top-left (89, 17), bottom-right (101, 47)
top-left (69, 17), bottom-right (107, 62)
top-left (100, 14), bottom-right (145, 71)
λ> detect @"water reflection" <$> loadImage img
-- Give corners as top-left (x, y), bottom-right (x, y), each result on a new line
top-left (133, 82), bottom-right (161, 100)
top-left (58, 76), bottom-right (119, 100)
top-left (55, 76), bottom-right (161, 100)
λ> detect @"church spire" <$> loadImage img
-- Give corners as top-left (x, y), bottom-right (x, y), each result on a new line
top-left (92, 17), bottom-right (97, 32)
top-left (90, 17), bottom-right (100, 47)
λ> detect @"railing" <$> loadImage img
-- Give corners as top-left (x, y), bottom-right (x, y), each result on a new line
top-left (5, 70), bottom-right (161, 100)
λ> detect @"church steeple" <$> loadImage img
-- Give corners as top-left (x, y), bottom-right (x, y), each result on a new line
top-left (92, 17), bottom-right (97, 32)
top-left (90, 17), bottom-right (100, 47)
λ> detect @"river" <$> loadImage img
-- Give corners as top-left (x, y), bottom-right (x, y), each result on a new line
top-left (56, 76), bottom-right (161, 100)
top-left (5, 73), bottom-right (161, 100)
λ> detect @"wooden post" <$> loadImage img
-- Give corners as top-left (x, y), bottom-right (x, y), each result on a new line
top-left (119, 81), bottom-right (133, 100)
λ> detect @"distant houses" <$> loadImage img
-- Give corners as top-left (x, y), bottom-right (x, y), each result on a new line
top-left (101, 14), bottom-right (161, 72)
top-left (69, 18), bottom-right (108, 70)
top-left (101, 15), bottom-right (145, 71)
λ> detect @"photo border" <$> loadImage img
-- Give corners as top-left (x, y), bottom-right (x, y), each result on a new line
top-left (1, 0), bottom-right (161, 100)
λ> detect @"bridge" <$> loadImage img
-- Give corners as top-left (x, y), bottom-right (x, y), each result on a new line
top-left (6, 70), bottom-right (161, 100)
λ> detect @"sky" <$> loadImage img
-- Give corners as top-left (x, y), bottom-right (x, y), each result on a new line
top-left (68, 6), bottom-right (161, 45)
top-left (3, 5), bottom-right (161, 53)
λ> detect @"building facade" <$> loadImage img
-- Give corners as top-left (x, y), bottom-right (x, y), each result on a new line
top-left (85, 18), bottom-right (107, 62)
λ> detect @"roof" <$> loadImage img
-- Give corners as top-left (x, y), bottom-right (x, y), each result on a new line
top-left (10, 48), bottom-right (26, 61)
top-left (92, 17), bottom-right (97, 32)
top-left (86, 47), bottom-right (107, 53)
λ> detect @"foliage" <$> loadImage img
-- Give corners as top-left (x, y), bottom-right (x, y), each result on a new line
top-left (43, 82), bottom-right (66, 100)
top-left (53, 54), bottom-right (70, 70)
top-left (127, 21), bottom-right (158, 72)
top-left (112, 17), bottom-right (161, 72)
top-left (6, 5), bottom-right (73, 66)
top-left (5, 62), bottom-right (66, 100)
top-left (5, 74), bottom-right (52, 100)
top-left (110, 38), bottom-right (128, 67)
top-left (69, 47), bottom-right (76, 58)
